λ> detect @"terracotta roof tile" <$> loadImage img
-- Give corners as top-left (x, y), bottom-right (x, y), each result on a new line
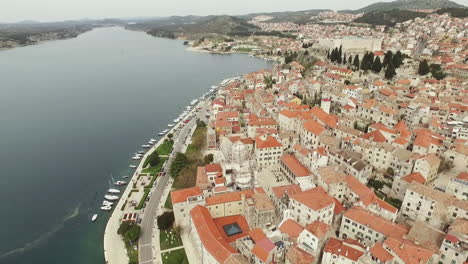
top-left (280, 154), bottom-right (310, 177)
top-left (290, 187), bottom-right (335, 211)
top-left (171, 186), bottom-right (203, 204)
top-left (279, 219), bottom-right (304, 239)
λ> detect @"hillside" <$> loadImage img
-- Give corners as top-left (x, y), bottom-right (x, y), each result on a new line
top-left (143, 16), bottom-right (260, 38)
top-left (348, 0), bottom-right (464, 13)
top-left (435, 7), bottom-right (468, 17)
top-left (240, 9), bottom-right (331, 24)
top-left (353, 9), bottom-right (428, 26)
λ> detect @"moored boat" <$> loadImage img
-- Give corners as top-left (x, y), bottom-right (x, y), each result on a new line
top-left (108, 188), bottom-right (120, 194)
top-left (100, 206), bottom-right (112, 211)
top-left (104, 194), bottom-right (119, 201)
top-left (114, 180), bottom-right (127, 186)
top-left (91, 214), bottom-right (98, 222)
top-left (102, 201), bottom-right (114, 206)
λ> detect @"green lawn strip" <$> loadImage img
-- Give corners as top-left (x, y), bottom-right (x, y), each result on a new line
top-left (164, 193), bottom-right (173, 209)
top-left (156, 140), bottom-right (174, 155)
top-left (136, 189), bottom-right (150, 210)
top-left (125, 241), bottom-right (138, 264)
top-left (161, 248), bottom-right (188, 264)
top-left (142, 157), bottom-right (168, 176)
top-left (159, 229), bottom-right (183, 250)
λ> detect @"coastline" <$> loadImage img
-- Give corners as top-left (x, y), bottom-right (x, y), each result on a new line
top-left (103, 96), bottom-right (210, 264)
top-left (185, 45), bottom-right (233, 55)
top-left (0, 29), bottom-right (92, 51)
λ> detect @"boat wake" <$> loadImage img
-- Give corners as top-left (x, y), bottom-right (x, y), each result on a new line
top-left (0, 204), bottom-right (81, 260)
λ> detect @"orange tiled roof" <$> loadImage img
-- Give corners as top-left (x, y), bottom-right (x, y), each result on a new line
top-left (251, 245), bottom-right (269, 263)
top-left (190, 205), bottom-right (238, 263)
top-left (249, 228), bottom-right (267, 243)
top-left (279, 219), bottom-right (303, 239)
top-left (255, 136), bottom-right (283, 149)
top-left (290, 187), bottom-right (335, 211)
top-left (279, 109), bottom-right (299, 118)
top-left (213, 214), bottom-right (251, 244)
top-left (303, 119), bottom-right (326, 136)
top-left (272, 184), bottom-right (302, 198)
top-left (280, 154), bottom-right (310, 177)
top-left (310, 106), bottom-right (338, 128)
top-left (370, 242), bottom-right (393, 263)
top-left (384, 237), bottom-right (434, 264)
top-left (402, 173), bottom-right (426, 184)
top-left (305, 220), bottom-right (329, 239)
top-left (323, 238), bottom-right (365, 261)
top-left (344, 207), bottom-right (408, 239)
top-left (286, 246), bottom-right (315, 264)
top-left (206, 163), bottom-right (222, 173)
top-left (362, 130), bottom-right (386, 143)
top-left (171, 186), bottom-right (202, 204)
top-left (456, 172), bottom-right (468, 181)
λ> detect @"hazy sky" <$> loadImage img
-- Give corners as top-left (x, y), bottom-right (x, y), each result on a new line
top-left (2, 0), bottom-right (468, 22)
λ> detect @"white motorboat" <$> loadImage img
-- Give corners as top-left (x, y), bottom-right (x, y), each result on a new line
top-left (209, 89), bottom-right (214, 92)
top-left (122, 175), bottom-right (129, 178)
top-left (104, 195), bottom-right (119, 201)
top-left (132, 155), bottom-right (141, 160)
top-left (142, 144), bottom-right (151, 148)
top-left (168, 124), bottom-right (174, 127)
top-left (137, 151), bottom-right (145, 154)
top-left (129, 165), bottom-right (137, 168)
top-left (108, 188), bottom-right (120, 194)
top-left (211, 85), bottom-right (217, 89)
top-left (102, 201), bottom-right (114, 206)
top-left (190, 99), bottom-right (198, 106)
top-left (91, 214), bottom-right (98, 222)
top-left (100, 206), bottom-right (112, 211)
top-left (185, 106), bottom-right (191, 110)
top-left (158, 132), bottom-right (165, 136)
top-left (114, 180), bottom-right (127, 186)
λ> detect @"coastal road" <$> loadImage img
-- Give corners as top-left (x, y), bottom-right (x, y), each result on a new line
top-left (138, 101), bottom-right (208, 264)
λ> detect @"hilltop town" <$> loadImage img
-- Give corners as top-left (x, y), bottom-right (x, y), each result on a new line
top-left (158, 11), bottom-right (468, 264)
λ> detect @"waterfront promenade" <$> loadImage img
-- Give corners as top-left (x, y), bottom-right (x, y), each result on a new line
top-left (104, 99), bottom-right (208, 264)
top-left (139, 100), bottom-right (209, 264)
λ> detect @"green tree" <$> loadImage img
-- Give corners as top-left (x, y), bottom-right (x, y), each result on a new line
top-left (353, 54), bottom-right (360, 70)
top-left (167, 133), bottom-right (174, 141)
top-left (145, 151), bottom-right (160, 167)
top-left (418, 60), bottom-right (430, 75)
top-left (383, 50), bottom-right (393, 68)
top-left (430, 63), bottom-right (447, 80)
top-left (204, 154), bottom-right (214, 164)
top-left (348, 55), bottom-right (353, 65)
top-left (264, 75), bottom-right (274, 89)
top-left (385, 62), bottom-right (396, 79)
top-left (157, 212), bottom-right (175, 230)
top-left (118, 221), bottom-right (132, 235)
top-left (372, 56), bottom-right (383, 73)
top-left (124, 225), bottom-right (141, 242)
top-left (393, 50), bottom-right (403, 68)
top-left (170, 152), bottom-right (189, 177)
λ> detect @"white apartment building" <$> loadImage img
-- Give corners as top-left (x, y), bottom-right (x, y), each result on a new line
top-left (288, 187), bottom-right (335, 226)
top-left (400, 182), bottom-right (468, 229)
